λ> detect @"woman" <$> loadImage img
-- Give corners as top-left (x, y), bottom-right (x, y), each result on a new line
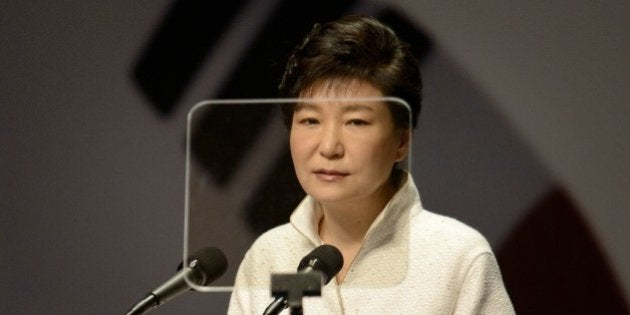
top-left (228, 15), bottom-right (514, 314)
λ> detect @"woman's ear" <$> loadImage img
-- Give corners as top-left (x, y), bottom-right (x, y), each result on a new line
top-left (395, 129), bottom-right (411, 162)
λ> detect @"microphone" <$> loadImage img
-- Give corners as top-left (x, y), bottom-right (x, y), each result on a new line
top-left (263, 244), bottom-right (343, 315)
top-left (125, 247), bottom-right (228, 315)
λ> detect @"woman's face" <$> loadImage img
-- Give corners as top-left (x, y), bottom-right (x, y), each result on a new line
top-left (289, 79), bottom-right (409, 206)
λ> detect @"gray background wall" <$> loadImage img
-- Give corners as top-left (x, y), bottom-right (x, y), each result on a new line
top-left (1, 1), bottom-right (628, 314)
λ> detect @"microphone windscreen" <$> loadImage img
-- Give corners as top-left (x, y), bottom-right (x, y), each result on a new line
top-left (298, 244), bottom-right (343, 284)
top-left (186, 246), bottom-right (228, 285)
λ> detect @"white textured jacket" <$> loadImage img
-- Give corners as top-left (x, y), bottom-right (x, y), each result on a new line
top-left (228, 174), bottom-right (514, 314)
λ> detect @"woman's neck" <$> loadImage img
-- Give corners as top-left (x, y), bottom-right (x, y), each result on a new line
top-left (318, 178), bottom-right (398, 244)
top-left (317, 200), bottom-right (381, 244)
top-left (317, 172), bottom-right (403, 243)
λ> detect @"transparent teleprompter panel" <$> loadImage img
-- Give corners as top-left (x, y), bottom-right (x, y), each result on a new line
top-left (184, 97), bottom-right (412, 292)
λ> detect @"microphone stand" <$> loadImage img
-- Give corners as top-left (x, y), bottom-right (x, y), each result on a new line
top-left (290, 305), bottom-right (303, 315)
top-left (268, 272), bottom-right (323, 315)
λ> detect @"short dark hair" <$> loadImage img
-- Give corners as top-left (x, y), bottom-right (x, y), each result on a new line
top-left (279, 14), bottom-right (422, 129)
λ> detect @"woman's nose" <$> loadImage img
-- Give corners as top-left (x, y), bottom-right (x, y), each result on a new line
top-left (319, 124), bottom-right (344, 159)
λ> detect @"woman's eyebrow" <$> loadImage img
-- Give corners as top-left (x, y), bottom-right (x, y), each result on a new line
top-left (341, 104), bottom-right (375, 113)
top-left (294, 103), bottom-right (320, 112)
top-left (294, 103), bottom-right (376, 113)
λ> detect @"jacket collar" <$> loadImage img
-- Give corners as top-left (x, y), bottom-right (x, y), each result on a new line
top-left (290, 171), bottom-right (422, 247)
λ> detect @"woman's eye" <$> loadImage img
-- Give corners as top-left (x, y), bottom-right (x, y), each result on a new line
top-left (347, 119), bottom-right (369, 126)
top-left (298, 118), bottom-right (319, 125)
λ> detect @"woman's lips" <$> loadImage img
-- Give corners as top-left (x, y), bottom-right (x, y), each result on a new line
top-left (313, 169), bottom-right (349, 181)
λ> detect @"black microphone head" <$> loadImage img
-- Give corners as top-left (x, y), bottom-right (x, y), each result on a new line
top-left (185, 247), bottom-right (228, 286)
top-left (298, 244), bottom-right (343, 284)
